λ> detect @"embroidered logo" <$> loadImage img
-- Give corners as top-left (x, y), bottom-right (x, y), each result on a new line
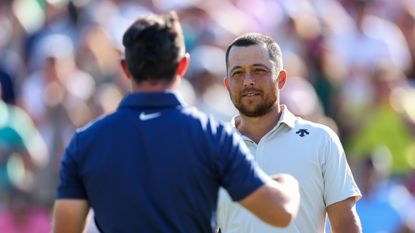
top-left (139, 112), bottom-right (161, 121)
top-left (296, 129), bottom-right (309, 137)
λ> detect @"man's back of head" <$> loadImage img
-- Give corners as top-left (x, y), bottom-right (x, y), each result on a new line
top-left (122, 12), bottom-right (185, 85)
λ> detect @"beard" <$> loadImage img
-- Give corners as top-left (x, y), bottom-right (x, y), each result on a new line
top-left (231, 91), bottom-right (277, 117)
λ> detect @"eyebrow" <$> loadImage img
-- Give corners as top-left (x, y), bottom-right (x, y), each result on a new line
top-left (252, 64), bottom-right (271, 70)
top-left (230, 66), bottom-right (243, 74)
top-left (230, 64), bottom-right (271, 73)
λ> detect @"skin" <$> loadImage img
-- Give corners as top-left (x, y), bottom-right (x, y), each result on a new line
top-left (225, 44), bottom-right (286, 144)
top-left (240, 173), bottom-right (300, 228)
top-left (327, 197), bottom-right (362, 233)
top-left (225, 44), bottom-right (362, 233)
top-left (52, 200), bottom-right (89, 233)
top-left (53, 52), bottom-right (300, 232)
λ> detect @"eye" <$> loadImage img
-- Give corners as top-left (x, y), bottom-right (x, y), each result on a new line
top-left (253, 68), bottom-right (267, 74)
top-left (231, 70), bottom-right (243, 78)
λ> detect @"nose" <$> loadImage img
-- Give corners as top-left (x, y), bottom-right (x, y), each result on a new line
top-left (243, 73), bottom-right (255, 86)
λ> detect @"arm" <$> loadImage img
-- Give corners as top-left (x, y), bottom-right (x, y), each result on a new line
top-left (53, 199), bottom-right (90, 233)
top-left (239, 173), bottom-right (300, 227)
top-left (327, 197), bottom-right (362, 233)
top-left (322, 128), bottom-right (362, 232)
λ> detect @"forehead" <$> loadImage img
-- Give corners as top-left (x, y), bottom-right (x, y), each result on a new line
top-left (228, 44), bottom-right (272, 68)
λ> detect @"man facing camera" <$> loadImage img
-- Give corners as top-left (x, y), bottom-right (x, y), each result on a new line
top-left (52, 13), bottom-right (300, 233)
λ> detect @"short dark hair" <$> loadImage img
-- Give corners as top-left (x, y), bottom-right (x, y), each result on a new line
top-left (225, 33), bottom-right (283, 73)
top-left (122, 12), bottom-right (185, 84)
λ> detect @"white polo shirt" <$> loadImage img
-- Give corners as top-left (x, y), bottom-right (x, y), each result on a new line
top-left (217, 106), bottom-right (361, 233)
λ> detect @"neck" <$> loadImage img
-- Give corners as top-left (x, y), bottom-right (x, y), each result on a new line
top-left (236, 105), bottom-right (283, 144)
top-left (131, 76), bottom-right (179, 93)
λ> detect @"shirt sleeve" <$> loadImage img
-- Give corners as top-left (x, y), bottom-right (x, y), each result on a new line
top-left (323, 129), bottom-right (362, 206)
top-left (56, 133), bottom-right (88, 199)
top-left (216, 125), bottom-right (269, 202)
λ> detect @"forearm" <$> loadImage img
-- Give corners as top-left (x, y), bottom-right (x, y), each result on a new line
top-left (239, 173), bottom-right (300, 227)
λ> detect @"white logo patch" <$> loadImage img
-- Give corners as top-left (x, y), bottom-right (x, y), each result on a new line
top-left (139, 112), bottom-right (161, 121)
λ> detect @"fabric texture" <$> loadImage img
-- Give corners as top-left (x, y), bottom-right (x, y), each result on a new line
top-left (217, 106), bottom-right (361, 233)
top-left (57, 92), bottom-right (267, 233)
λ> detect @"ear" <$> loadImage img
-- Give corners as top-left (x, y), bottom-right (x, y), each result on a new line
top-left (277, 70), bottom-right (287, 89)
top-left (120, 59), bottom-right (132, 80)
top-left (176, 53), bottom-right (190, 78)
top-left (224, 77), bottom-right (229, 89)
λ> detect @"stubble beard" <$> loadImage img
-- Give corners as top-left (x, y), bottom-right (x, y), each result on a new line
top-left (233, 93), bottom-right (277, 117)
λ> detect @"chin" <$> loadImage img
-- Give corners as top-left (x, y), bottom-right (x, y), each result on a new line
top-left (238, 103), bottom-right (274, 117)
top-left (239, 108), bottom-right (265, 117)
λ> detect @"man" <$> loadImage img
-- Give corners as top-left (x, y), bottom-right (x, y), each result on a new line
top-left (52, 13), bottom-right (300, 233)
top-left (217, 33), bottom-right (362, 233)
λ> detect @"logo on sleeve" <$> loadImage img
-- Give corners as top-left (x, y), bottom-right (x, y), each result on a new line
top-left (296, 129), bottom-right (309, 137)
top-left (139, 112), bottom-right (161, 121)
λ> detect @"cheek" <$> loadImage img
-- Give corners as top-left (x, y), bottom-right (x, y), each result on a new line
top-left (227, 82), bottom-right (239, 94)
top-left (266, 81), bottom-right (276, 90)
top-left (228, 88), bottom-right (238, 99)
top-left (227, 86), bottom-right (240, 101)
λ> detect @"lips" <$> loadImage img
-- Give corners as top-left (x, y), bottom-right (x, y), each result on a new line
top-left (241, 88), bottom-right (261, 97)
top-left (242, 93), bottom-right (260, 97)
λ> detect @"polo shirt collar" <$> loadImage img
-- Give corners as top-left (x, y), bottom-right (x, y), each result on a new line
top-left (275, 105), bottom-right (296, 129)
top-left (118, 91), bottom-right (185, 109)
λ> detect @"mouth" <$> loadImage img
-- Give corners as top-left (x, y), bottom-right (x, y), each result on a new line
top-left (241, 89), bottom-right (261, 98)
top-left (242, 93), bottom-right (260, 97)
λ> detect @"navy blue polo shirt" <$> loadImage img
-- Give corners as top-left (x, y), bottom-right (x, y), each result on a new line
top-left (57, 92), bottom-right (267, 233)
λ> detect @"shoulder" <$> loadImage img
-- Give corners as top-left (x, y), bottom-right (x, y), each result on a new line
top-left (64, 111), bottom-right (128, 158)
top-left (73, 110), bottom-right (129, 144)
top-left (179, 106), bottom-right (239, 149)
top-left (181, 105), bottom-right (231, 132)
top-left (281, 107), bottom-right (338, 140)
top-left (77, 112), bottom-right (118, 133)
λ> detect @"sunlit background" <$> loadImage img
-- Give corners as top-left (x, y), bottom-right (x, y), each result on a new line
top-left (0, 0), bottom-right (414, 232)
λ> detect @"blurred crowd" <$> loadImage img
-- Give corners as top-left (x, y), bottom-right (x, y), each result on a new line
top-left (0, 0), bottom-right (414, 232)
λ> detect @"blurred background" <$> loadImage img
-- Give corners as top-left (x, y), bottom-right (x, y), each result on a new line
top-left (0, 0), bottom-right (414, 232)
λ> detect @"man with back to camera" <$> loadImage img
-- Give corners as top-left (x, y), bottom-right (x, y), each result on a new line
top-left (216, 33), bottom-right (362, 233)
top-left (52, 12), bottom-right (300, 233)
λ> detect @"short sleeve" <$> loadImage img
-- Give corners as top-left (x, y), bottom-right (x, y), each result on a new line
top-left (216, 126), bottom-right (268, 201)
top-left (56, 134), bottom-right (88, 199)
top-left (323, 130), bottom-right (361, 206)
